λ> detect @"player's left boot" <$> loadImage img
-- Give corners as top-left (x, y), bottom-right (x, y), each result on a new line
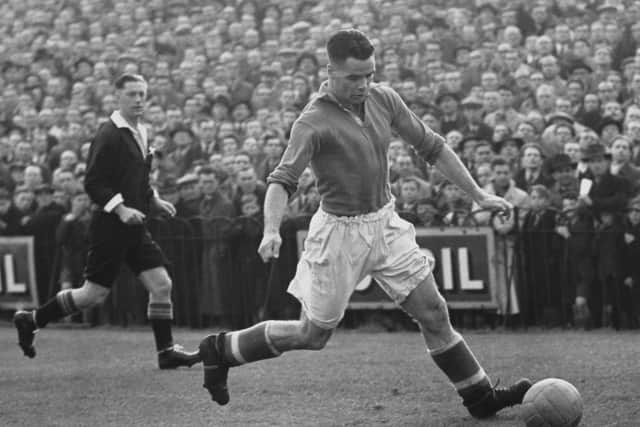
top-left (13, 310), bottom-right (37, 358)
top-left (158, 344), bottom-right (201, 369)
top-left (466, 378), bottom-right (532, 419)
top-left (199, 333), bottom-right (230, 405)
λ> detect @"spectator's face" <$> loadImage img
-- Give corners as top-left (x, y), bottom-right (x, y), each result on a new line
top-left (299, 167), bottom-right (315, 189)
top-left (388, 141), bottom-right (406, 162)
top-left (476, 163), bottom-right (492, 188)
top-left (536, 87), bottom-right (555, 110)
top-left (492, 124), bottom-right (509, 142)
top-left (480, 73), bottom-right (498, 91)
top-left (573, 40), bottom-right (590, 58)
top-left (265, 138), bottom-right (283, 158)
top-left (555, 25), bottom-right (571, 44)
top-left (234, 155), bottom-right (251, 172)
top-left (555, 98), bottom-right (572, 114)
top-left (440, 97), bottom-right (457, 115)
top-left (199, 173), bottom-right (219, 196)
top-left (492, 165), bottom-right (511, 187)
top-left (540, 58), bottom-right (558, 79)
top-left (241, 201), bottom-right (260, 216)
top-left (60, 151), bottom-right (78, 170)
top-left (555, 125), bottom-right (573, 143)
top-left (462, 106), bottom-right (482, 123)
top-left (15, 142), bottom-right (33, 162)
top-left (626, 121), bottom-right (640, 140)
top-left (237, 169), bottom-right (257, 191)
top-left (474, 145), bottom-right (493, 165)
top-left (173, 131), bottom-right (193, 149)
top-left (628, 204), bottom-right (640, 225)
top-left (221, 138), bottom-right (237, 156)
top-left (529, 191), bottom-right (548, 212)
top-left (522, 147), bottom-right (542, 169)
top-left (483, 92), bottom-right (500, 112)
top-left (24, 166), bottom-right (43, 186)
top-left (610, 138), bottom-right (631, 163)
top-left (395, 155), bottom-right (414, 176)
top-left (566, 82), bottom-right (583, 104)
top-left (583, 94), bottom-right (599, 112)
top-left (246, 121), bottom-right (262, 138)
top-left (594, 48), bottom-right (611, 67)
top-left (530, 73), bottom-right (544, 89)
top-left (603, 102), bottom-right (623, 120)
top-left (597, 82), bottom-right (616, 102)
top-left (400, 181), bottom-right (419, 203)
top-left (383, 63), bottom-right (400, 82)
top-left (587, 156), bottom-right (608, 177)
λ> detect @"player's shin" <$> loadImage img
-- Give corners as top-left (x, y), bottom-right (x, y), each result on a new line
top-left (221, 321), bottom-right (282, 366)
top-left (429, 332), bottom-right (493, 408)
top-left (148, 301), bottom-right (174, 351)
top-left (34, 289), bottom-right (81, 328)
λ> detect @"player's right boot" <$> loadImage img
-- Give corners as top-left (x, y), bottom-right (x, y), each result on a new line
top-left (466, 378), bottom-right (532, 419)
top-left (13, 310), bottom-right (37, 358)
top-left (199, 333), bottom-right (230, 405)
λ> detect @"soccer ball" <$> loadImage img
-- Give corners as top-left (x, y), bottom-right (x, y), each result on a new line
top-left (520, 378), bottom-right (583, 427)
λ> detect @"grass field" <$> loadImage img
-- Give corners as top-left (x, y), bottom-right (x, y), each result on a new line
top-left (1, 325), bottom-right (639, 427)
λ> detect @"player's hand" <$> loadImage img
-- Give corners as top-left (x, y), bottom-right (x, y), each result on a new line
top-left (258, 231), bottom-right (282, 263)
top-left (115, 204), bottom-right (146, 225)
top-left (475, 190), bottom-right (513, 219)
top-left (153, 196), bottom-right (176, 217)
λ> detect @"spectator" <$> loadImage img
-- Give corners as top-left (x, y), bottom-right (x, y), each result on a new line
top-left (514, 143), bottom-right (554, 193)
top-left (232, 167), bottom-right (266, 216)
top-left (197, 167), bottom-right (234, 220)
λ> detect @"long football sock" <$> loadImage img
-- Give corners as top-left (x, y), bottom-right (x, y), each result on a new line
top-left (429, 332), bottom-right (493, 406)
top-left (148, 302), bottom-right (174, 351)
top-left (34, 290), bottom-right (80, 328)
top-left (222, 322), bottom-right (281, 366)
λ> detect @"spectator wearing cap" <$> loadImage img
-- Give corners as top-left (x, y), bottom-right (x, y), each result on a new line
top-left (197, 166), bottom-right (233, 220)
top-left (167, 125), bottom-right (204, 177)
top-left (547, 153), bottom-right (579, 209)
top-left (609, 135), bottom-right (640, 193)
top-left (459, 95), bottom-right (493, 142)
top-left (598, 116), bottom-right (623, 147)
top-left (174, 173), bottom-right (201, 218)
top-left (514, 142), bottom-right (554, 193)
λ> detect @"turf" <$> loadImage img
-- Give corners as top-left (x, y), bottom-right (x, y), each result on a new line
top-left (1, 326), bottom-right (638, 426)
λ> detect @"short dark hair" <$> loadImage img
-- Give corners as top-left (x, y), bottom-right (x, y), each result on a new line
top-left (326, 29), bottom-right (374, 64)
top-left (114, 73), bottom-right (147, 89)
top-left (490, 156), bottom-right (510, 169)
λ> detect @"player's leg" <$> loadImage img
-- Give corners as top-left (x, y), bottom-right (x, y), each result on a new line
top-left (200, 312), bottom-right (332, 404)
top-left (138, 266), bottom-right (200, 369)
top-left (201, 208), bottom-right (362, 405)
top-left (374, 211), bottom-right (531, 418)
top-left (401, 274), bottom-right (530, 418)
top-left (14, 280), bottom-right (110, 358)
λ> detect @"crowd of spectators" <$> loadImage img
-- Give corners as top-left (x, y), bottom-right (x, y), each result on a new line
top-left (1, 0), bottom-right (640, 329)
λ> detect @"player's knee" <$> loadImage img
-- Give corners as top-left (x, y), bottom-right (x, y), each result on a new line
top-left (77, 282), bottom-right (110, 307)
top-left (298, 323), bottom-right (332, 350)
top-left (416, 296), bottom-right (451, 333)
top-left (150, 276), bottom-right (172, 299)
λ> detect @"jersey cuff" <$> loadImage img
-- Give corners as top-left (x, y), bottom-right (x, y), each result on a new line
top-left (104, 193), bottom-right (124, 212)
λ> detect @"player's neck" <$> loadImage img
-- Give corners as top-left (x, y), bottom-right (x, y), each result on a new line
top-left (120, 110), bottom-right (140, 127)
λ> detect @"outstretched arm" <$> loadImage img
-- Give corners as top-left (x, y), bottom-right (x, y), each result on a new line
top-left (258, 183), bottom-right (289, 262)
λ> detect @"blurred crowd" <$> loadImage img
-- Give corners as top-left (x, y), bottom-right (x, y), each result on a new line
top-left (1, 0), bottom-right (640, 329)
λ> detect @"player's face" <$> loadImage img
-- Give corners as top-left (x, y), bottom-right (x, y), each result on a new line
top-left (328, 55), bottom-right (375, 106)
top-left (118, 80), bottom-right (147, 120)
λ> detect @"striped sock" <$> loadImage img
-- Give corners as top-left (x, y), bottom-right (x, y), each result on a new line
top-left (430, 333), bottom-right (493, 407)
top-left (222, 322), bottom-right (282, 366)
top-left (34, 290), bottom-right (79, 328)
top-left (148, 302), bottom-right (174, 351)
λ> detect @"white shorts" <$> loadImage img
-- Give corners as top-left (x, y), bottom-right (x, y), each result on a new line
top-left (288, 201), bottom-right (434, 329)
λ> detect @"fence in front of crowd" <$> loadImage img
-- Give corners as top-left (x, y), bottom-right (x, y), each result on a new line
top-left (0, 210), bottom-right (637, 330)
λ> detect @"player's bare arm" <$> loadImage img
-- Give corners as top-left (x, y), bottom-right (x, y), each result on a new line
top-left (258, 182), bottom-right (288, 262)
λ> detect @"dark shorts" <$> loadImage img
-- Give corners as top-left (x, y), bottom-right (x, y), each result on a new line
top-left (84, 212), bottom-right (169, 287)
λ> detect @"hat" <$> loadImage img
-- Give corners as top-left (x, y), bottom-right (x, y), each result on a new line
top-left (597, 4), bottom-right (619, 14)
top-left (580, 142), bottom-right (609, 161)
top-left (260, 64), bottom-right (279, 75)
top-left (9, 162), bottom-right (26, 172)
top-left (548, 153), bottom-right (573, 173)
top-left (597, 117), bottom-right (623, 135)
top-left (435, 91), bottom-right (459, 105)
top-left (546, 111), bottom-right (574, 126)
top-left (514, 65), bottom-right (531, 78)
top-left (176, 173), bottom-right (198, 187)
top-left (568, 60), bottom-right (593, 74)
top-left (292, 21), bottom-right (311, 32)
top-left (116, 53), bottom-right (137, 63)
top-left (278, 47), bottom-right (299, 56)
top-left (621, 57), bottom-right (636, 68)
top-left (453, 44), bottom-right (471, 56)
top-left (461, 96), bottom-right (483, 108)
top-left (211, 95), bottom-right (231, 109)
top-left (34, 183), bottom-right (54, 194)
top-left (169, 125), bottom-right (195, 140)
top-left (477, 3), bottom-right (498, 15)
top-left (175, 24), bottom-right (191, 34)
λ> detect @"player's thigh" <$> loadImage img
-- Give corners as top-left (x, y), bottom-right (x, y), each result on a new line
top-left (126, 230), bottom-right (170, 281)
top-left (400, 272), bottom-right (449, 324)
top-left (372, 212), bottom-right (433, 304)
top-left (287, 213), bottom-right (366, 330)
top-left (84, 214), bottom-right (129, 287)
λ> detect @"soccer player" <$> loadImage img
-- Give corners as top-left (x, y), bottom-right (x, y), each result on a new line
top-left (14, 74), bottom-right (200, 370)
top-left (198, 30), bottom-right (532, 418)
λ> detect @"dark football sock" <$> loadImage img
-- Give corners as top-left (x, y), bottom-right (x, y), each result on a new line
top-left (430, 334), bottom-right (492, 406)
top-left (222, 322), bottom-right (281, 366)
top-left (148, 302), bottom-right (173, 352)
top-left (34, 290), bottom-right (79, 328)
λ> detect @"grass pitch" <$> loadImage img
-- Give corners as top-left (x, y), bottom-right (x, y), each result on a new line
top-left (1, 325), bottom-right (638, 426)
